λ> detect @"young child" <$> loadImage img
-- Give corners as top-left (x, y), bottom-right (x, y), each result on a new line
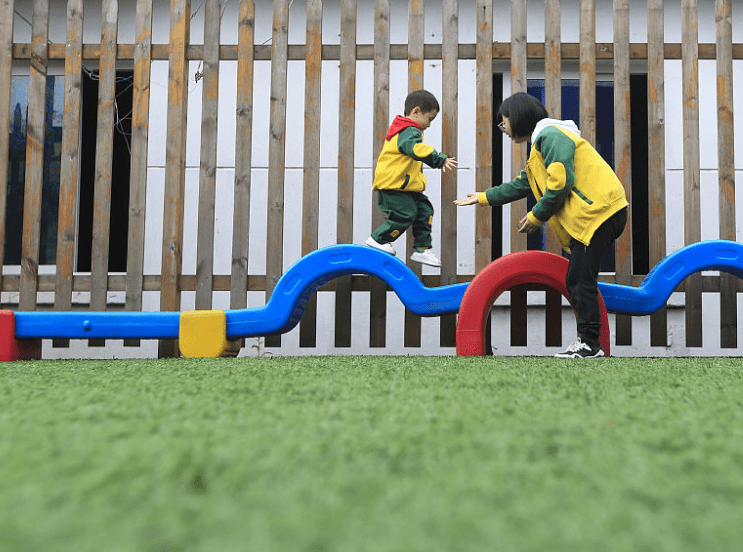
top-left (366, 89), bottom-right (457, 267)
top-left (455, 92), bottom-right (628, 358)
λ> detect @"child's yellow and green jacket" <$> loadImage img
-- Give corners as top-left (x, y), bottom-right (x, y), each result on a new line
top-left (478, 118), bottom-right (628, 253)
top-left (373, 115), bottom-right (449, 193)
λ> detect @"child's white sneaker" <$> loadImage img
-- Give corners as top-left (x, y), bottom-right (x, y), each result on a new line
top-left (365, 236), bottom-right (395, 255)
top-left (410, 249), bottom-right (441, 267)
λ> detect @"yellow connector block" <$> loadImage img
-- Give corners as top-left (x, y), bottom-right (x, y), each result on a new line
top-left (179, 310), bottom-right (230, 358)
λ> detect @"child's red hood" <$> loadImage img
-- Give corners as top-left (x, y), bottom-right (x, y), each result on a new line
top-left (386, 115), bottom-right (421, 141)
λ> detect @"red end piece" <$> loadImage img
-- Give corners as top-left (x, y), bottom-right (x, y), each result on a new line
top-left (0, 310), bottom-right (42, 361)
top-left (456, 251), bottom-right (610, 357)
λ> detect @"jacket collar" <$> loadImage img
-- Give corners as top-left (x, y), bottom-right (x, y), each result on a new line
top-left (531, 118), bottom-right (581, 143)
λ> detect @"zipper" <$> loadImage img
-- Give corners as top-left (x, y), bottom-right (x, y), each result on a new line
top-left (571, 186), bottom-right (593, 205)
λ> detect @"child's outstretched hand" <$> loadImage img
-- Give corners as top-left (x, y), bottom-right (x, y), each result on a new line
top-left (453, 193), bottom-right (478, 206)
top-left (442, 157), bottom-right (458, 173)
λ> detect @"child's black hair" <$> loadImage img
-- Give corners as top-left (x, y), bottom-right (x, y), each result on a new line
top-left (404, 89), bottom-right (440, 116)
top-left (497, 92), bottom-right (549, 139)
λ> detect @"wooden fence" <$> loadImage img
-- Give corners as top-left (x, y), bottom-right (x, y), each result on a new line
top-left (1, 0), bottom-right (740, 357)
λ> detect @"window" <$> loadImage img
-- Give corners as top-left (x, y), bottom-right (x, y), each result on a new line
top-left (4, 75), bottom-right (63, 266)
top-left (4, 70), bottom-right (133, 273)
top-left (491, 77), bottom-right (649, 274)
top-left (76, 68), bottom-right (132, 272)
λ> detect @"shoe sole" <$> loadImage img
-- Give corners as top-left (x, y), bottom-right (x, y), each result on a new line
top-left (554, 351), bottom-right (605, 358)
top-left (410, 254), bottom-right (441, 267)
top-left (365, 238), bottom-right (395, 255)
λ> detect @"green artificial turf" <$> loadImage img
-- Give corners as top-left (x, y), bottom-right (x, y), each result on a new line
top-left (1, 356), bottom-right (742, 551)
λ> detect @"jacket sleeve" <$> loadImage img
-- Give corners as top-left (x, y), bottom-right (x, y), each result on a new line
top-left (478, 169), bottom-right (532, 206)
top-left (397, 126), bottom-right (448, 168)
top-left (530, 127), bottom-right (576, 222)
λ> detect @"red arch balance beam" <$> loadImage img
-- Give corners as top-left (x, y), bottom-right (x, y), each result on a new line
top-left (456, 250), bottom-right (610, 357)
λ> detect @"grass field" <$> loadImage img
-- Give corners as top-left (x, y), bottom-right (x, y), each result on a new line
top-left (1, 356), bottom-right (742, 552)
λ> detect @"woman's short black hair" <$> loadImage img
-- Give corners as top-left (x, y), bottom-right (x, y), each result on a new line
top-left (404, 89), bottom-right (440, 116)
top-left (497, 92), bottom-right (549, 139)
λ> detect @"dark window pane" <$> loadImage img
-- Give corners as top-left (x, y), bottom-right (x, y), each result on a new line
top-left (4, 75), bottom-right (63, 266)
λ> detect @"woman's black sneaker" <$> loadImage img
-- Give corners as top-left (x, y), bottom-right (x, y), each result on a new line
top-left (554, 338), bottom-right (604, 358)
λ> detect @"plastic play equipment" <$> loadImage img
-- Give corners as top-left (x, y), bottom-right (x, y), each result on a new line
top-left (222, 245), bottom-right (468, 338)
top-left (455, 250), bottom-right (611, 357)
top-left (3, 245), bottom-right (468, 359)
top-left (0, 310), bottom-right (42, 362)
top-left (11, 245), bottom-right (467, 340)
top-left (454, 240), bottom-right (743, 356)
top-left (3, 240), bottom-right (743, 360)
top-left (597, 240), bottom-right (743, 314)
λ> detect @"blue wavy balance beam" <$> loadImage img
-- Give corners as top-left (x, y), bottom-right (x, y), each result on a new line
top-left (13, 245), bottom-right (469, 340)
top-left (224, 245), bottom-right (468, 338)
top-left (13, 240), bottom-right (743, 340)
top-left (598, 240), bottom-right (743, 315)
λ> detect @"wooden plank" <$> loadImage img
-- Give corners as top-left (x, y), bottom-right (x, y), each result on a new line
top-left (370, 0), bottom-right (390, 348)
top-left (19, 0), bottom-right (49, 312)
top-left (8, 271), bottom-right (704, 294)
top-left (0, 0), bottom-right (14, 289)
top-left (575, 1), bottom-right (597, 345)
top-left (10, 272), bottom-right (737, 296)
top-left (89, 0), bottom-right (118, 347)
top-left (544, 0), bottom-right (561, 138)
top-left (263, 0), bottom-right (289, 349)
top-left (124, 0), bottom-right (153, 348)
top-left (439, 0), bottom-right (459, 348)
top-left (682, 0), bottom-right (703, 347)
top-left (510, 284), bottom-right (527, 347)
top-left (716, 0), bottom-right (736, 348)
top-left (476, 0), bottom-right (494, 355)
top-left (405, 0), bottom-right (424, 348)
top-left (52, 0), bottom-right (83, 348)
top-left (407, 0), bottom-right (425, 91)
top-left (544, 287), bottom-right (563, 346)
top-left (299, 0), bottom-right (323, 348)
top-left (613, 0), bottom-right (633, 346)
top-left (158, 0), bottom-right (191, 358)
top-left (230, 0), bottom-right (255, 311)
top-left (543, 0), bottom-right (563, 346)
top-left (475, 0), bottom-right (493, 272)
top-left (334, 0), bottom-right (356, 348)
top-left (579, 0), bottom-right (596, 146)
top-left (510, 0), bottom-right (527, 255)
top-left (194, 0), bottom-right (221, 311)
top-left (647, 0), bottom-right (668, 346)
top-left (15, 41), bottom-right (743, 64)
top-left (508, 0), bottom-right (528, 348)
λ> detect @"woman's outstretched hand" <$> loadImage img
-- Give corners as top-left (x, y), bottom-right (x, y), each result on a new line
top-left (517, 215), bottom-right (540, 234)
top-left (453, 193), bottom-right (479, 206)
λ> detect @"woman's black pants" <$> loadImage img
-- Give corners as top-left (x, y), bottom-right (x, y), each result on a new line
top-left (565, 207), bottom-right (628, 348)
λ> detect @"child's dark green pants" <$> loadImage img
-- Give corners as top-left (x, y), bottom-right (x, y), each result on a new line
top-left (371, 189), bottom-right (434, 250)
